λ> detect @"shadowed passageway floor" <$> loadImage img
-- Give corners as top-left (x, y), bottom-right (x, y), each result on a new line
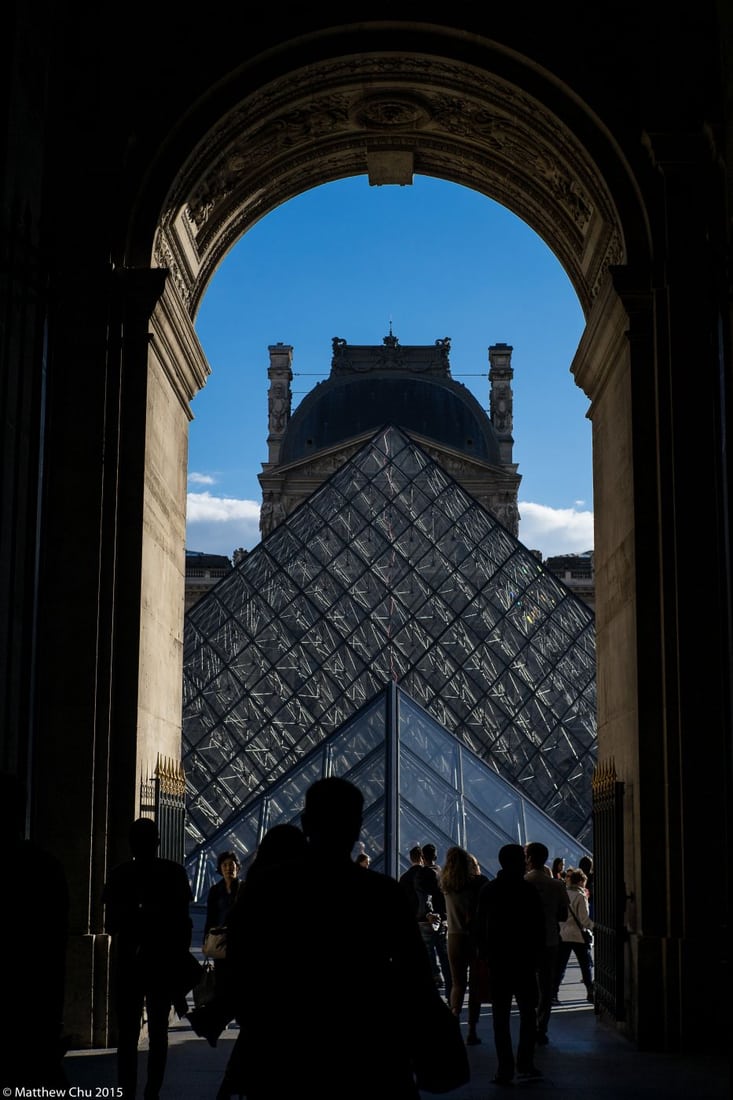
top-left (63, 959), bottom-right (729, 1099)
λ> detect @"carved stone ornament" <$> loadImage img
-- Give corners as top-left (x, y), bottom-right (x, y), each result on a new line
top-left (152, 229), bottom-right (192, 307)
top-left (350, 92), bottom-right (432, 129)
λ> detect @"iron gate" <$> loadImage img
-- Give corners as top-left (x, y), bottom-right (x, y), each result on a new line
top-left (592, 758), bottom-right (626, 1020)
top-left (139, 754), bottom-right (186, 863)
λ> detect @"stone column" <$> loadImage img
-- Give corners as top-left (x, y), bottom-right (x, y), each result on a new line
top-left (32, 264), bottom-right (209, 1048)
top-left (628, 130), bottom-right (731, 1051)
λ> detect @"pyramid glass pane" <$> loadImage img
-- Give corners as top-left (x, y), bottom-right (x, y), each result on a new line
top-left (182, 425), bottom-right (597, 869)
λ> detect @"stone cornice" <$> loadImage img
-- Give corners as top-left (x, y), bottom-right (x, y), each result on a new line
top-left (149, 278), bottom-right (211, 418)
top-left (570, 271), bottom-right (633, 414)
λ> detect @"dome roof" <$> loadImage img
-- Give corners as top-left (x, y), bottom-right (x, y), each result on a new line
top-left (279, 371), bottom-right (501, 466)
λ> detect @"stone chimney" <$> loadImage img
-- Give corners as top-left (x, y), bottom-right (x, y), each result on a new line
top-left (266, 343), bottom-right (293, 465)
top-left (488, 342), bottom-right (514, 466)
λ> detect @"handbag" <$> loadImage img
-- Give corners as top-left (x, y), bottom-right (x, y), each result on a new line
top-left (203, 926), bottom-right (227, 960)
top-left (411, 992), bottom-right (471, 1094)
top-left (184, 951), bottom-right (205, 993)
top-left (173, 951), bottom-right (205, 1009)
top-left (193, 958), bottom-right (218, 1008)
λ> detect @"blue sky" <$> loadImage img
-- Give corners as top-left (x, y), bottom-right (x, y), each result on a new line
top-left (188, 175), bottom-right (592, 560)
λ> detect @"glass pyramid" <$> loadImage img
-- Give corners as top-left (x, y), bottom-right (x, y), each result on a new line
top-left (185, 682), bottom-right (591, 901)
top-left (182, 424), bottom-right (596, 884)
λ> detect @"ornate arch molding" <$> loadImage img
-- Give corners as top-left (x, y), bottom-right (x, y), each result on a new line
top-left (153, 52), bottom-right (626, 318)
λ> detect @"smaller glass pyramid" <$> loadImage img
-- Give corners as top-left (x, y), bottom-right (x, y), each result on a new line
top-left (185, 682), bottom-right (590, 901)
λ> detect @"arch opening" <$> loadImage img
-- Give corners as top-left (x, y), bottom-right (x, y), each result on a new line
top-left (138, 30), bottom-right (647, 1043)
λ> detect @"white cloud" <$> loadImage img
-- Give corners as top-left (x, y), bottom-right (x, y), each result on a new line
top-left (186, 492), bottom-right (593, 563)
top-left (188, 472), bottom-right (216, 485)
top-left (518, 501), bottom-right (594, 559)
top-left (186, 492), bottom-right (261, 556)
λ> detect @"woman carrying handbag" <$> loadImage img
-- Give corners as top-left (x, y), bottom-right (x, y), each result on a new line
top-left (553, 867), bottom-right (594, 1003)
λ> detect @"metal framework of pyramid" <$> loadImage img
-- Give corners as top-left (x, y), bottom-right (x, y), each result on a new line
top-left (182, 424), bottom-right (596, 886)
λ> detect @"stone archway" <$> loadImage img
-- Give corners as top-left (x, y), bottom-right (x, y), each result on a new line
top-left (147, 49), bottom-right (643, 789)
top-left (153, 51), bottom-right (629, 315)
top-left (134, 38), bottom-right (649, 1038)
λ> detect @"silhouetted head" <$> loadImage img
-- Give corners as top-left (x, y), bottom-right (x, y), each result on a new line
top-left (551, 857), bottom-right (565, 879)
top-left (129, 817), bottom-right (159, 859)
top-left (302, 777), bottom-right (364, 854)
top-left (354, 852), bottom-right (370, 869)
top-left (578, 855), bottom-right (593, 876)
top-left (422, 843), bottom-right (438, 865)
top-left (524, 841), bottom-right (549, 870)
top-left (246, 824), bottom-right (308, 884)
top-left (498, 843), bottom-right (527, 876)
top-left (409, 845), bottom-right (423, 865)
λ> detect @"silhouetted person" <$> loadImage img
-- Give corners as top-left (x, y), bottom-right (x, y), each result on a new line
top-left (418, 841), bottom-right (453, 1004)
top-left (212, 823), bottom-right (309, 1099)
top-left (228, 777), bottom-right (441, 1098)
top-left (246, 821), bottom-right (309, 881)
top-left (0, 772), bottom-right (70, 1089)
top-left (204, 850), bottom-right (241, 1019)
top-left (551, 856), bottom-right (566, 880)
top-left (439, 846), bottom-right (489, 1045)
top-left (102, 817), bottom-right (193, 1100)
top-left (555, 867), bottom-right (595, 1002)
top-left (524, 840), bottom-right (570, 1045)
top-left (579, 854), bottom-right (595, 918)
top-left (399, 844), bottom-right (425, 915)
top-left (475, 843), bottom-right (545, 1086)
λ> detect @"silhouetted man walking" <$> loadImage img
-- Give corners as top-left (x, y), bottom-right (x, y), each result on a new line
top-left (103, 818), bottom-right (193, 1100)
top-left (418, 841), bottom-right (453, 1004)
top-left (475, 843), bottom-right (545, 1085)
top-left (228, 777), bottom-right (446, 1099)
top-left (524, 840), bottom-right (570, 1045)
